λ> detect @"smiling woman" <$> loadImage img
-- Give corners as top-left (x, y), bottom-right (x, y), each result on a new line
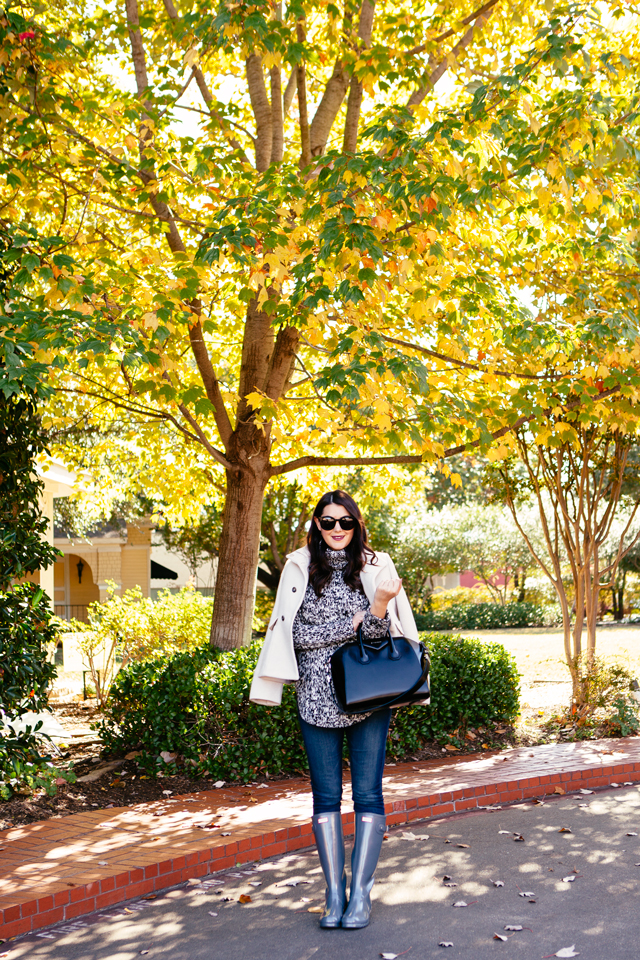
top-left (250, 489), bottom-right (422, 930)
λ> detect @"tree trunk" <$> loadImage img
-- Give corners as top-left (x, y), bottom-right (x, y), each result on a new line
top-left (210, 462), bottom-right (270, 651)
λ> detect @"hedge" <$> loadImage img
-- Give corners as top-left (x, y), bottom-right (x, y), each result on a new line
top-left (97, 633), bottom-right (520, 781)
top-left (415, 601), bottom-right (557, 631)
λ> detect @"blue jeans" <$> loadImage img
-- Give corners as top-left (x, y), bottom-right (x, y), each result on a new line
top-left (298, 709), bottom-right (391, 816)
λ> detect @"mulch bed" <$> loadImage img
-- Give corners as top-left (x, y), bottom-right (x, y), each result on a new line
top-left (0, 712), bottom-right (523, 831)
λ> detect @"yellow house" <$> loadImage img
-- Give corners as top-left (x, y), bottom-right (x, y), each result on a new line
top-left (33, 460), bottom-right (153, 621)
top-left (53, 522), bottom-right (152, 622)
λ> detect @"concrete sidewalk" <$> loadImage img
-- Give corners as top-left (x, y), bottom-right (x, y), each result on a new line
top-left (6, 785), bottom-right (640, 960)
top-left (2, 737), bottom-right (640, 940)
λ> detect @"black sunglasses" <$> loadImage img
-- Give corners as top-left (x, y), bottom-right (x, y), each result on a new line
top-left (318, 515), bottom-right (357, 531)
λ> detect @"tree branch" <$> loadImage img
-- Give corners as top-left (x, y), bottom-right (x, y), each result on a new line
top-left (296, 19), bottom-right (311, 167)
top-left (161, 0), bottom-right (250, 161)
top-left (407, 1), bottom-right (497, 108)
top-left (343, 0), bottom-right (376, 153)
top-left (246, 54), bottom-right (273, 172)
top-left (379, 333), bottom-right (546, 380)
top-left (404, 0), bottom-right (501, 56)
top-left (177, 401), bottom-right (234, 469)
top-left (188, 321), bottom-right (234, 446)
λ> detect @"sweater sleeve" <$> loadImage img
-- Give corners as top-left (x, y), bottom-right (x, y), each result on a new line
top-left (361, 608), bottom-right (390, 640)
top-left (292, 612), bottom-right (355, 649)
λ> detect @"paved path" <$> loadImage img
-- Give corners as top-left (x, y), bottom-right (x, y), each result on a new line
top-left (4, 785), bottom-right (640, 960)
top-left (2, 737), bottom-right (640, 939)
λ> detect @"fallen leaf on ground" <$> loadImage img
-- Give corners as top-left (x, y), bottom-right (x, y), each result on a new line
top-left (221, 832), bottom-right (231, 836)
top-left (547, 946), bottom-right (579, 958)
top-left (208, 911), bottom-right (218, 917)
top-left (444, 839), bottom-right (451, 844)
top-left (248, 881), bottom-right (262, 886)
top-left (442, 875), bottom-right (452, 881)
top-left (452, 901), bottom-right (468, 907)
top-left (438, 942), bottom-right (453, 948)
top-left (513, 834), bottom-right (525, 842)
top-left (444, 745), bottom-right (459, 751)
top-left (578, 789), bottom-right (593, 795)
top-left (532, 799), bottom-right (545, 805)
top-left (554, 786), bottom-right (566, 796)
top-left (188, 878), bottom-right (202, 885)
top-left (457, 843), bottom-right (470, 849)
top-left (492, 880), bottom-right (504, 887)
top-left (498, 830), bottom-right (510, 835)
top-left (308, 906), bottom-right (323, 913)
top-left (504, 925), bottom-right (523, 931)
top-left (238, 895), bottom-right (251, 904)
top-left (611, 783), bottom-right (621, 787)
top-left (562, 876), bottom-right (576, 883)
top-left (379, 951), bottom-right (411, 959)
top-left (443, 882), bottom-right (457, 888)
top-left (124, 908), bottom-right (135, 914)
top-left (494, 933), bottom-right (508, 941)
top-left (139, 952), bottom-right (149, 956)
top-left (626, 832), bottom-right (638, 836)
top-left (519, 892), bottom-right (536, 898)
top-left (98, 861), bottom-right (108, 866)
top-left (213, 781), bottom-right (226, 788)
top-left (559, 826), bottom-right (572, 833)
top-left (400, 832), bottom-right (418, 840)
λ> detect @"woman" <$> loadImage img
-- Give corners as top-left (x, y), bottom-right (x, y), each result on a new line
top-left (250, 490), bottom-right (420, 930)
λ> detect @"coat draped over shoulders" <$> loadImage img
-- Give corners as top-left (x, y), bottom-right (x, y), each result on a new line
top-left (249, 546), bottom-right (420, 707)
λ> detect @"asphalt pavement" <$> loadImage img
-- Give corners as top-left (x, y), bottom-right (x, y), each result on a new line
top-left (5, 785), bottom-right (640, 960)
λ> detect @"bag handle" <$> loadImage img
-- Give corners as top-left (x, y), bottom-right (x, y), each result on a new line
top-left (355, 626), bottom-right (430, 710)
top-left (356, 624), bottom-right (400, 662)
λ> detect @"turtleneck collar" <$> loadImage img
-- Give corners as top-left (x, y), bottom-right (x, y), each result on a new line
top-left (325, 547), bottom-right (348, 569)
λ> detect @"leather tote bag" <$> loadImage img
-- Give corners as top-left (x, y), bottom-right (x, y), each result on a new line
top-left (331, 625), bottom-right (430, 715)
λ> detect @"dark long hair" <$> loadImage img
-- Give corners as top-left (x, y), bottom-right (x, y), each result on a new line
top-left (307, 490), bottom-right (376, 596)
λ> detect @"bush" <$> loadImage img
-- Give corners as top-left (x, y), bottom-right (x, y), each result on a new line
top-left (388, 633), bottom-right (520, 757)
top-left (72, 585), bottom-right (215, 705)
top-left (98, 632), bottom-right (520, 780)
top-left (0, 390), bottom-right (61, 798)
top-left (415, 601), bottom-right (558, 631)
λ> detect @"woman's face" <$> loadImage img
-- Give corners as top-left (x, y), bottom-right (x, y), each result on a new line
top-left (315, 500), bottom-right (356, 551)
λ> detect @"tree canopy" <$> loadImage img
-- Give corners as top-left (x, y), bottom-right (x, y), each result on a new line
top-left (1, 0), bottom-right (639, 647)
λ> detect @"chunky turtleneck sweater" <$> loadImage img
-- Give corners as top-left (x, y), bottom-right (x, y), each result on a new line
top-left (292, 548), bottom-right (389, 728)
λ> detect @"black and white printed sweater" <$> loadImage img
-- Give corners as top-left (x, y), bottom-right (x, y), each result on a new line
top-left (292, 548), bottom-right (389, 728)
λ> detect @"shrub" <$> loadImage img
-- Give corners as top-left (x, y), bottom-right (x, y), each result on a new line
top-left (415, 601), bottom-right (558, 631)
top-left (72, 584), bottom-right (215, 705)
top-left (98, 632), bottom-right (520, 780)
top-left (388, 633), bottom-right (520, 757)
top-left (0, 390), bottom-right (61, 798)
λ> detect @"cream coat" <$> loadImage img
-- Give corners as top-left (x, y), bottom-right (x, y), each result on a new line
top-left (249, 546), bottom-right (420, 707)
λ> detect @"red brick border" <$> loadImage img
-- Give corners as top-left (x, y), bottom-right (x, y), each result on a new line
top-left (2, 759), bottom-right (640, 939)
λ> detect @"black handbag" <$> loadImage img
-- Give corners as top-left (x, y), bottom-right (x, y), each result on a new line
top-left (331, 625), bottom-right (431, 715)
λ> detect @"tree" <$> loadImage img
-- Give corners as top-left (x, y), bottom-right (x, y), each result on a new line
top-left (0, 385), bottom-right (60, 795)
top-left (159, 504), bottom-right (223, 580)
top-left (454, 504), bottom-right (536, 604)
top-left (498, 422), bottom-right (640, 704)
top-left (1, 0), bottom-right (639, 650)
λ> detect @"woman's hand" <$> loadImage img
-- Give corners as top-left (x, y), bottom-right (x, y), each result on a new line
top-left (352, 609), bottom-right (365, 630)
top-left (370, 578), bottom-right (402, 619)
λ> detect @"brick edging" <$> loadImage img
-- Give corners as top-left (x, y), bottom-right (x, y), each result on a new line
top-left (3, 760), bottom-right (640, 939)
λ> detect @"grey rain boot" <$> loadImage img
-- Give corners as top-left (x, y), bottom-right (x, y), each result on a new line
top-left (312, 812), bottom-right (347, 928)
top-left (340, 812), bottom-right (386, 929)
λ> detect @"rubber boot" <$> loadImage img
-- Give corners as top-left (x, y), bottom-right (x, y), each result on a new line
top-left (341, 812), bottom-right (386, 929)
top-left (312, 812), bottom-right (347, 928)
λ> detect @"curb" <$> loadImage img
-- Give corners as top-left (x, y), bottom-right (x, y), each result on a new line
top-left (2, 754), bottom-right (640, 939)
